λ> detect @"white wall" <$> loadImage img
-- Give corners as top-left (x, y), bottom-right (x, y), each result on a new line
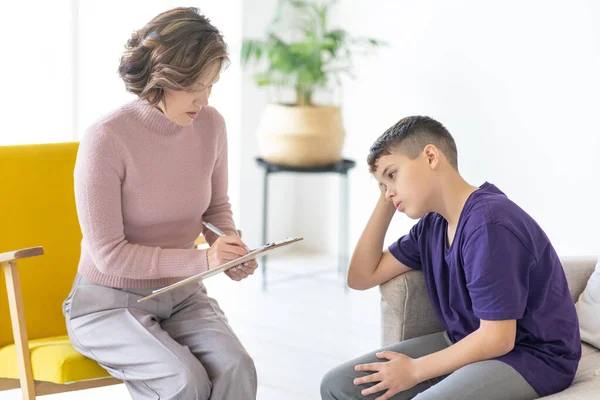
top-left (242, 0), bottom-right (600, 257)
top-left (0, 1), bottom-right (242, 222)
top-left (0, 1), bottom-right (73, 145)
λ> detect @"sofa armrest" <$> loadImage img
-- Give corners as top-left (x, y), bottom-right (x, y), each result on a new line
top-left (561, 256), bottom-right (597, 302)
top-left (379, 257), bottom-right (598, 348)
top-left (380, 270), bottom-right (444, 347)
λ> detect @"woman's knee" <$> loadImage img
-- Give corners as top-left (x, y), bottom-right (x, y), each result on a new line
top-left (170, 358), bottom-right (212, 400)
top-left (240, 349), bottom-right (257, 375)
top-left (223, 347), bottom-right (256, 378)
top-left (205, 346), bottom-right (256, 388)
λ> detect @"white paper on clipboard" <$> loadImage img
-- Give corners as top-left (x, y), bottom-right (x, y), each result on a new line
top-left (137, 236), bottom-right (303, 303)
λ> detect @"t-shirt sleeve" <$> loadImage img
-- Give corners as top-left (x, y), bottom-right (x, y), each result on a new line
top-left (388, 219), bottom-right (425, 270)
top-left (462, 223), bottom-right (533, 321)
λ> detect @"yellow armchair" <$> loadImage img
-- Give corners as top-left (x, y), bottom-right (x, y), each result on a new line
top-left (0, 143), bottom-right (121, 399)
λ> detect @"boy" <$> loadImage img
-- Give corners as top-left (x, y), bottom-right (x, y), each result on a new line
top-left (321, 116), bottom-right (580, 400)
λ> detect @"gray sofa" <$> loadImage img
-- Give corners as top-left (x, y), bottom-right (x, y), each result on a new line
top-left (380, 257), bottom-right (600, 399)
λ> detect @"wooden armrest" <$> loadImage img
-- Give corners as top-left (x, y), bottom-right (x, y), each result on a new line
top-left (0, 246), bottom-right (44, 264)
top-left (1, 246), bottom-right (44, 398)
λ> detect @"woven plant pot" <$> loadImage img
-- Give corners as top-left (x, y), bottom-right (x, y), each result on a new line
top-left (256, 104), bottom-right (345, 167)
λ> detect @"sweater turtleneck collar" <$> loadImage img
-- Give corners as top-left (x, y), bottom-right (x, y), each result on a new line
top-left (128, 98), bottom-right (185, 135)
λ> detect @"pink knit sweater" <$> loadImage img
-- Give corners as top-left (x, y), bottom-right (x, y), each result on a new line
top-left (74, 99), bottom-right (236, 288)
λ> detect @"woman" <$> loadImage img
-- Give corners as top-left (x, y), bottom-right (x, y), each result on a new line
top-left (62, 7), bottom-right (258, 400)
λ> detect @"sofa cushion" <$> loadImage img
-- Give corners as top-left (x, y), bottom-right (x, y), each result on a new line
top-left (576, 258), bottom-right (600, 349)
top-left (539, 343), bottom-right (600, 399)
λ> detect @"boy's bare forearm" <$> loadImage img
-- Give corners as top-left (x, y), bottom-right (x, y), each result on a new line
top-left (348, 197), bottom-right (395, 280)
top-left (414, 323), bottom-right (515, 383)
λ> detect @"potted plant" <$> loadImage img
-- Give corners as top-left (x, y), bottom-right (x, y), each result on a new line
top-left (241, 0), bottom-right (383, 166)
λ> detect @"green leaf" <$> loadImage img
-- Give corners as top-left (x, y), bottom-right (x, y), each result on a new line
top-left (289, 0), bottom-right (307, 8)
top-left (253, 72), bottom-right (273, 87)
top-left (240, 0), bottom-right (383, 98)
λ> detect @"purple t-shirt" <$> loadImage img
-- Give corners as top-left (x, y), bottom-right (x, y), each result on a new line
top-left (389, 182), bottom-right (580, 397)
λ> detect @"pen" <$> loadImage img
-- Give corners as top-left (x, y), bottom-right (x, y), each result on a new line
top-left (202, 221), bottom-right (226, 237)
top-left (202, 221), bottom-right (250, 269)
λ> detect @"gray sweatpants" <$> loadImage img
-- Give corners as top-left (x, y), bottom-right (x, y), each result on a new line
top-left (321, 332), bottom-right (539, 400)
top-left (62, 274), bottom-right (257, 400)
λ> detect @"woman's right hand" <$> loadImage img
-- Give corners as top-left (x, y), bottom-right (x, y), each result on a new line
top-left (206, 235), bottom-right (249, 269)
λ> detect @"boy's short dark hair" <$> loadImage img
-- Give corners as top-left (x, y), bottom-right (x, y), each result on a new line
top-left (367, 116), bottom-right (458, 173)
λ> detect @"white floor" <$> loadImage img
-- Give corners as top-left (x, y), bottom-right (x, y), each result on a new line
top-left (3, 253), bottom-right (381, 400)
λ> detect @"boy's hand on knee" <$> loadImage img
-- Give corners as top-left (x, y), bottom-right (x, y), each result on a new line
top-left (354, 351), bottom-right (419, 400)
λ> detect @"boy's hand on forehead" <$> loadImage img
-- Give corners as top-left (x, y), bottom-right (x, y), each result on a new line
top-left (378, 183), bottom-right (394, 210)
top-left (378, 182), bottom-right (388, 200)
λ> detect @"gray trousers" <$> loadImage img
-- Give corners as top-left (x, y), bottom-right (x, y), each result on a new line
top-left (321, 332), bottom-right (539, 400)
top-left (63, 274), bottom-right (257, 400)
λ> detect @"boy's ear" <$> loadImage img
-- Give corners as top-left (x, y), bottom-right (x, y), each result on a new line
top-left (424, 145), bottom-right (440, 169)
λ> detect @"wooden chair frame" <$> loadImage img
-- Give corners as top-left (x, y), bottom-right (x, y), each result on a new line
top-left (0, 247), bottom-right (121, 399)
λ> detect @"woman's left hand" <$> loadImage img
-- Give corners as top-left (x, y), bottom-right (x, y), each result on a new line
top-left (225, 259), bottom-right (258, 281)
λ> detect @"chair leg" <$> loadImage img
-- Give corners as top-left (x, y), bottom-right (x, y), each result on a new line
top-left (3, 261), bottom-right (36, 399)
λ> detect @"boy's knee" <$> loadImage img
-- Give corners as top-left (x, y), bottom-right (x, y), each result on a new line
top-left (320, 365), bottom-right (356, 399)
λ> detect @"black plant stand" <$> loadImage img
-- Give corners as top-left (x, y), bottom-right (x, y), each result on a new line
top-left (255, 157), bottom-right (356, 290)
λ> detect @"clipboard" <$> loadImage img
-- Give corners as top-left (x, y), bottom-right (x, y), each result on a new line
top-left (137, 236), bottom-right (303, 303)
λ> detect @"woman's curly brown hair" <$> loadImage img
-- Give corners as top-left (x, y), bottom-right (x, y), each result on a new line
top-left (118, 7), bottom-right (229, 105)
